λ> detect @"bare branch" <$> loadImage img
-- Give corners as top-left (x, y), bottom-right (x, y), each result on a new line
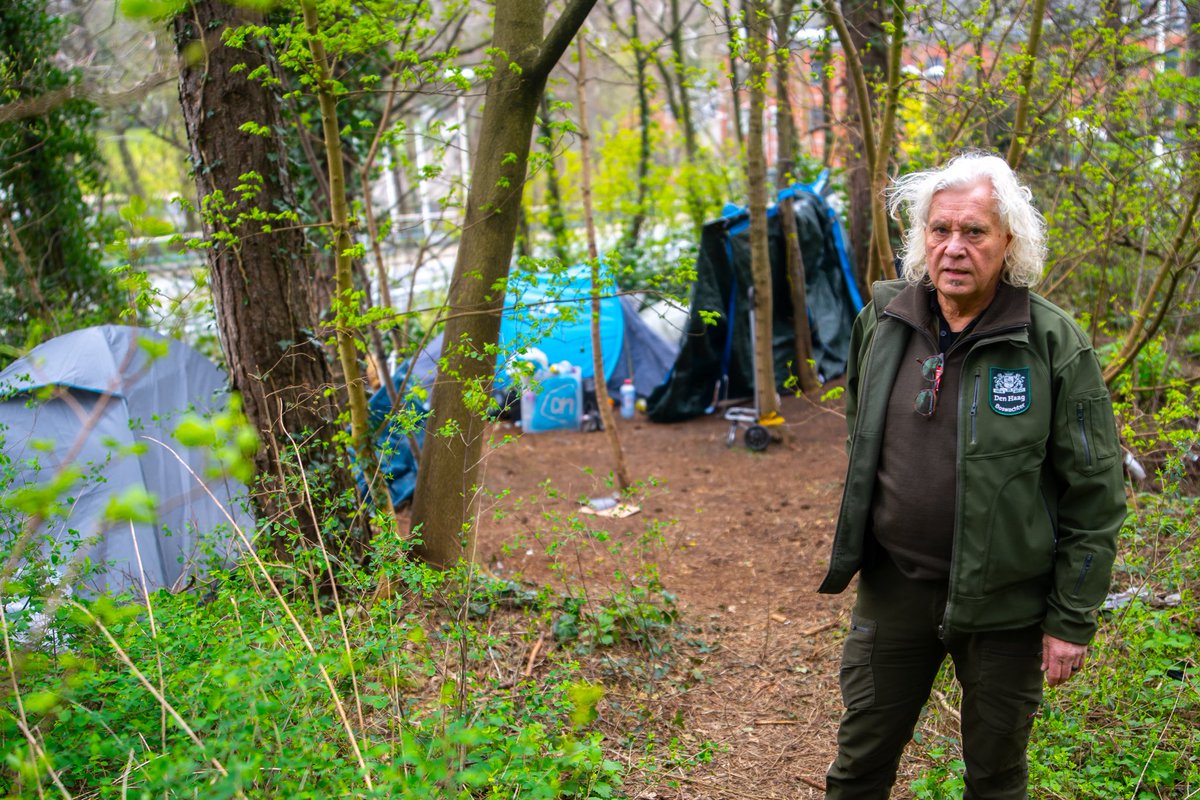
top-left (0, 70), bottom-right (174, 124)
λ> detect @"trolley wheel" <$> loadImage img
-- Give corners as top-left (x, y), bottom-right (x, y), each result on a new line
top-left (725, 423), bottom-right (737, 447)
top-left (745, 424), bottom-right (771, 452)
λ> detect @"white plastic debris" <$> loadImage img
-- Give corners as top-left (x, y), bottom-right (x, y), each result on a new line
top-left (1101, 586), bottom-right (1152, 611)
top-left (1123, 450), bottom-right (1147, 482)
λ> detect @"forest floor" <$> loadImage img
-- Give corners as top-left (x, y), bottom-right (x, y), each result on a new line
top-left (464, 386), bottom-right (892, 799)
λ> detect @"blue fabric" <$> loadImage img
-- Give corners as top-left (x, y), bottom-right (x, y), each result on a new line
top-left (352, 380), bottom-right (428, 507)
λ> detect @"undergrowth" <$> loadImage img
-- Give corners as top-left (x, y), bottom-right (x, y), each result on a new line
top-left (1, 461), bottom-right (711, 798)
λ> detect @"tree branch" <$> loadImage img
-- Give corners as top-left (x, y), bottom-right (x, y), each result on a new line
top-left (534, 0), bottom-right (599, 77)
top-left (0, 70), bottom-right (174, 124)
top-left (1005, 0), bottom-right (1047, 170)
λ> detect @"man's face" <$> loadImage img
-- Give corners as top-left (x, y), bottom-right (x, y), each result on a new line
top-left (925, 180), bottom-right (1013, 313)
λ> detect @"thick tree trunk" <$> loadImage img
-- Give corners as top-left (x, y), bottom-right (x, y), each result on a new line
top-left (174, 0), bottom-right (360, 552)
top-left (410, 0), bottom-right (597, 568)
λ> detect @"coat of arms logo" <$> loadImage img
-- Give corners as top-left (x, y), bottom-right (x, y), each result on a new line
top-left (990, 367), bottom-right (1031, 415)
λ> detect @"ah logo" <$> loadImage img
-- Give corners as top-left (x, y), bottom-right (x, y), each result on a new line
top-left (990, 367), bottom-right (1031, 416)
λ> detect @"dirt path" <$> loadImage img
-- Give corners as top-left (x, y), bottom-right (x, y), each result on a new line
top-left (475, 390), bottom-right (856, 798)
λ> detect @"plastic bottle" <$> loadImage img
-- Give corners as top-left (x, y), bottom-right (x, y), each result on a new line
top-left (620, 379), bottom-right (636, 419)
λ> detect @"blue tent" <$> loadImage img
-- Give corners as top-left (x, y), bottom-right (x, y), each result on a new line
top-left (360, 263), bottom-right (678, 505)
top-left (496, 264), bottom-right (626, 388)
top-left (0, 326), bottom-right (250, 596)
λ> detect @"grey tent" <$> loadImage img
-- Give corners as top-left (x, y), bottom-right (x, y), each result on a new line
top-left (0, 325), bottom-right (250, 596)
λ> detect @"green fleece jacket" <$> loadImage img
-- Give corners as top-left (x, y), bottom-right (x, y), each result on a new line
top-left (818, 280), bottom-right (1127, 644)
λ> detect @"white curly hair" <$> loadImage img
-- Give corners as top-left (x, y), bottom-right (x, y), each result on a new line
top-left (886, 152), bottom-right (1047, 288)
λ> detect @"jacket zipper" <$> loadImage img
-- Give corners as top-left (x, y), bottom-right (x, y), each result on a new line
top-left (942, 358), bottom-right (975, 640)
top-left (1076, 402), bottom-right (1092, 467)
top-left (969, 373), bottom-right (980, 446)
top-left (1072, 553), bottom-right (1094, 595)
top-left (940, 327), bottom-right (1027, 639)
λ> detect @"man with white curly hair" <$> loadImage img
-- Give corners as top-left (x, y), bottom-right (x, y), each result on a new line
top-left (819, 152), bottom-right (1126, 798)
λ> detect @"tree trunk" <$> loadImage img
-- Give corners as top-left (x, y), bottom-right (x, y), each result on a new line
top-left (1004, 0), bottom-right (1047, 171)
top-left (745, 0), bottom-right (780, 424)
top-left (868, 0), bottom-right (903, 284)
top-left (819, 31), bottom-right (835, 167)
top-left (539, 93), bottom-right (571, 265)
top-left (833, 0), bottom-right (887, 294)
top-left (578, 34), bottom-right (632, 493)
top-left (299, 0), bottom-right (389, 518)
top-left (668, 0), bottom-right (697, 159)
top-left (174, 0), bottom-right (361, 553)
top-left (775, 0), bottom-right (820, 396)
top-left (827, 0), bottom-right (897, 289)
top-left (723, 1), bottom-right (744, 146)
top-left (618, 0), bottom-right (652, 259)
top-left (115, 127), bottom-right (146, 200)
top-left (410, 0), bottom-right (597, 568)
top-left (774, 0), bottom-right (799, 175)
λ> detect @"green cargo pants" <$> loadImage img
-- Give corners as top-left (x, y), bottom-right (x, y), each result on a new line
top-left (825, 554), bottom-right (1044, 799)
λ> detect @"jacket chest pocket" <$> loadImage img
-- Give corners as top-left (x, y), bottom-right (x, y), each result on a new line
top-left (964, 365), bottom-right (1052, 456)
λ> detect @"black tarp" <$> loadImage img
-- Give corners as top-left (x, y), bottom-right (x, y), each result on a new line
top-left (646, 179), bottom-right (862, 423)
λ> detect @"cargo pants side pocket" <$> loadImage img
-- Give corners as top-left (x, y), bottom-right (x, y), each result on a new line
top-left (839, 615), bottom-right (877, 710)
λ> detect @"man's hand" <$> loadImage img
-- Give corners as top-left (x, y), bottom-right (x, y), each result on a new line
top-left (1042, 634), bottom-right (1087, 687)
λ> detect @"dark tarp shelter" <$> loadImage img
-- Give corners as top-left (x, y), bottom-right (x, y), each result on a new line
top-left (646, 175), bottom-right (863, 423)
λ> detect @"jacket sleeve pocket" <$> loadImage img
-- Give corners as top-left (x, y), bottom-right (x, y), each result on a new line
top-left (1068, 391), bottom-right (1119, 475)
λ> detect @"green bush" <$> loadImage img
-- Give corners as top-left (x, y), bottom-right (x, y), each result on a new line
top-left (0, 556), bottom-right (631, 798)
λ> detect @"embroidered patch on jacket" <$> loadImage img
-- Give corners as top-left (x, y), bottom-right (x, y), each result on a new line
top-left (990, 367), bottom-right (1031, 415)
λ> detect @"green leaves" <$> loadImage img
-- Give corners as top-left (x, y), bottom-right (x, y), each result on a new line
top-left (172, 395), bottom-right (258, 483)
top-left (567, 681), bottom-right (605, 728)
top-left (173, 418), bottom-right (218, 448)
top-left (103, 485), bottom-right (158, 523)
top-left (1, 465), bottom-right (82, 517)
top-left (237, 121), bottom-right (272, 137)
top-left (117, 0), bottom-right (187, 20)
